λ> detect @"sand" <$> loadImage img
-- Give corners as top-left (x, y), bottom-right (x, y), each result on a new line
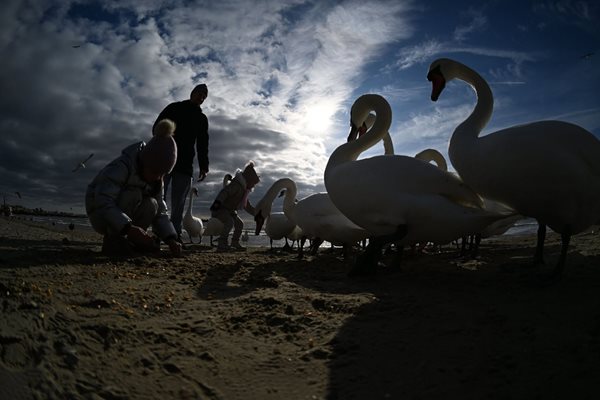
top-left (1, 217), bottom-right (600, 400)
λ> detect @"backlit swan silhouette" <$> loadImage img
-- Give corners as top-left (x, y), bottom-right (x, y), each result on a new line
top-left (254, 178), bottom-right (368, 258)
top-left (428, 58), bottom-right (600, 275)
top-left (254, 180), bottom-right (303, 250)
top-left (324, 94), bottom-right (508, 275)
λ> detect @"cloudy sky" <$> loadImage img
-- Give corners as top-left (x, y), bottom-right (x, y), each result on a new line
top-left (1, 0), bottom-right (599, 218)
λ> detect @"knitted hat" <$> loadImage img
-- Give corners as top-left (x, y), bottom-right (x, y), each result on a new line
top-left (243, 161), bottom-right (259, 185)
top-left (141, 119), bottom-right (177, 174)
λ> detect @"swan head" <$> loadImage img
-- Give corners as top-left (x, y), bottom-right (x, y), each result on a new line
top-left (428, 58), bottom-right (468, 101)
top-left (427, 64), bottom-right (447, 102)
top-left (347, 98), bottom-right (380, 142)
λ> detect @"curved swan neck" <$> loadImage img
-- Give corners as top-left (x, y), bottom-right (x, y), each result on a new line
top-left (186, 190), bottom-right (193, 215)
top-left (452, 62), bottom-right (493, 140)
top-left (414, 149), bottom-right (447, 171)
top-left (328, 94), bottom-right (392, 169)
top-left (382, 131), bottom-right (394, 155)
top-left (258, 178), bottom-right (297, 219)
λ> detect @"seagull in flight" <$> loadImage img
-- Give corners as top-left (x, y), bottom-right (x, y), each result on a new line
top-left (72, 153), bottom-right (94, 172)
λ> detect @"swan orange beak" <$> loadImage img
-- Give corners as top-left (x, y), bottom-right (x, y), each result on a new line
top-left (254, 211), bottom-right (265, 235)
top-left (427, 69), bottom-right (446, 101)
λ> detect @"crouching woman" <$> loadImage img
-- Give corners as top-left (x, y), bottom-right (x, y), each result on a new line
top-left (85, 119), bottom-right (182, 257)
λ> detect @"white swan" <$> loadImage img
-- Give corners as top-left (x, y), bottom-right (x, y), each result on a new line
top-left (199, 174), bottom-right (232, 241)
top-left (428, 58), bottom-right (600, 274)
top-left (254, 178), bottom-right (368, 258)
top-left (183, 187), bottom-right (204, 243)
top-left (254, 182), bottom-right (302, 250)
top-left (324, 94), bottom-right (509, 274)
top-left (264, 211), bottom-right (298, 249)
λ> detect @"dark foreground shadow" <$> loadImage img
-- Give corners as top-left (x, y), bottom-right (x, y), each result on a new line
top-left (325, 246), bottom-right (600, 399)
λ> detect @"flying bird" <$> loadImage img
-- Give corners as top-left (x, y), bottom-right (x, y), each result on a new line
top-left (72, 153), bottom-right (94, 172)
top-left (580, 52), bottom-right (594, 60)
top-left (15, 192), bottom-right (21, 199)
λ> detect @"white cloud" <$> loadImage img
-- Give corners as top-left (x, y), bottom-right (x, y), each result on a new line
top-left (0, 0), bottom-right (416, 212)
top-left (453, 9), bottom-right (487, 42)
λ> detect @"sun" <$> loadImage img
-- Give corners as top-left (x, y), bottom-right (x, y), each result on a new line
top-left (305, 100), bottom-right (337, 134)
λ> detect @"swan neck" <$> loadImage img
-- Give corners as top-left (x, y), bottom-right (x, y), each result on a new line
top-left (326, 95), bottom-right (392, 177)
top-left (186, 190), bottom-right (193, 214)
top-left (454, 66), bottom-right (493, 139)
top-left (382, 131), bottom-right (394, 155)
top-left (260, 178), bottom-right (297, 219)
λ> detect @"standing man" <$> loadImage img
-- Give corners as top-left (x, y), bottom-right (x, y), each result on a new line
top-left (154, 84), bottom-right (209, 242)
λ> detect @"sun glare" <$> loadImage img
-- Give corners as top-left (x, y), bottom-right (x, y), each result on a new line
top-left (305, 101), bottom-right (337, 134)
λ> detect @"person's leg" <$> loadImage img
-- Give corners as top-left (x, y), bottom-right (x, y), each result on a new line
top-left (212, 209), bottom-right (234, 250)
top-left (130, 197), bottom-right (158, 230)
top-left (231, 213), bottom-right (245, 249)
top-left (169, 172), bottom-right (191, 237)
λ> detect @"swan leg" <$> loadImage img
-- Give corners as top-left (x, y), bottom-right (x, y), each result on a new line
top-left (350, 225), bottom-right (408, 276)
top-left (553, 229), bottom-right (571, 276)
top-left (533, 222), bottom-right (546, 265)
top-left (472, 234), bottom-right (482, 258)
top-left (297, 237), bottom-right (307, 260)
top-left (311, 237), bottom-right (324, 255)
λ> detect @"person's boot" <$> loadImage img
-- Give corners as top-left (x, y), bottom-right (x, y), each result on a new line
top-left (231, 241), bottom-right (246, 251)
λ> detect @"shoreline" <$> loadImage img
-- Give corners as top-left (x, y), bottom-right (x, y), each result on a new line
top-left (1, 218), bottom-right (599, 399)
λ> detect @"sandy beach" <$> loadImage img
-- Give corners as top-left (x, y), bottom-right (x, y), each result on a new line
top-left (1, 217), bottom-right (600, 400)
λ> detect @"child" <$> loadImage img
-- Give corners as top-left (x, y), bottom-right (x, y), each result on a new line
top-left (85, 119), bottom-right (182, 257)
top-left (210, 161), bottom-right (259, 251)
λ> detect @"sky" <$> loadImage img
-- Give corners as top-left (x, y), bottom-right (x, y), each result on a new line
top-left (1, 0), bottom-right (599, 219)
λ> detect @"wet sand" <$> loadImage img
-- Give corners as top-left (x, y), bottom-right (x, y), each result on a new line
top-left (1, 217), bottom-right (599, 399)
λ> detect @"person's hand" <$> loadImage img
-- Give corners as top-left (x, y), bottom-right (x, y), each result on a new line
top-left (166, 238), bottom-right (182, 257)
top-left (197, 170), bottom-right (208, 182)
top-left (127, 225), bottom-right (158, 250)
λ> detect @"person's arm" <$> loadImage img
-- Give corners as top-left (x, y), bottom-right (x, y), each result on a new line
top-left (196, 114), bottom-right (209, 181)
top-left (92, 160), bottom-right (133, 234)
top-left (244, 199), bottom-right (256, 216)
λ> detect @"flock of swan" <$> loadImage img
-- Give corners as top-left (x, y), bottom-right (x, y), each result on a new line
top-left (184, 58), bottom-right (600, 278)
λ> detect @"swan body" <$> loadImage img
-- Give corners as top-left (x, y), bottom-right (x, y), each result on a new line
top-left (325, 94), bottom-right (505, 252)
top-left (254, 178), bottom-right (369, 250)
top-left (264, 212), bottom-right (297, 241)
top-left (183, 187), bottom-right (204, 243)
top-left (414, 148), bottom-right (523, 239)
top-left (428, 58), bottom-right (600, 271)
top-left (294, 192), bottom-right (369, 246)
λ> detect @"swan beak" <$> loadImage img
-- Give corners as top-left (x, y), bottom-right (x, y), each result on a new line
top-left (427, 70), bottom-right (446, 102)
top-left (254, 211), bottom-right (265, 235)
